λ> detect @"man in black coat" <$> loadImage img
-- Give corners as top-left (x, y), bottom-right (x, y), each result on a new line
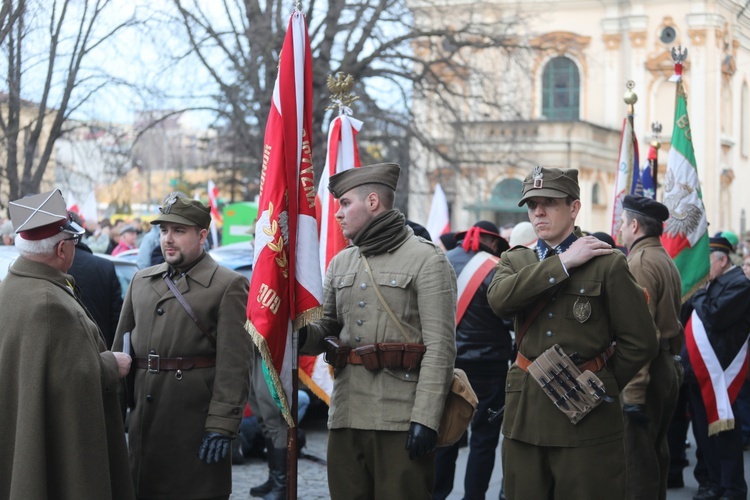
top-left (684, 236), bottom-right (750, 500)
top-left (68, 237), bottom-right (123, 349)
top-left (433, 220), bottom-right (512, 500)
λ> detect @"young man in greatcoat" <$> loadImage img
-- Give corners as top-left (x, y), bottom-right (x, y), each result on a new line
top-left (486, 166), bottom-right (658, 499)
top-left (112, 193), bottom-right (252, 499)
top-left (618, 195), bottom-right (684, 499)
top-left (300, 163), bottom-right (457, 499)
top-left (0, 190), bottom-right (134, 499)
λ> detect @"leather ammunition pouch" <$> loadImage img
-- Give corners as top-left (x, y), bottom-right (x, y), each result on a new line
top-left (526, 344), bottom-right (614, 425)
top-left (324, 337), bottom-right (351, 369)
top-left (355, 344), bottom-right (381, 371)
top-left (323, 337), bottom-right (425, 372)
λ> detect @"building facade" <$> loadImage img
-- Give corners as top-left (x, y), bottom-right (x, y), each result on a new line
top-left (408, 0), bottom-right (750, 237)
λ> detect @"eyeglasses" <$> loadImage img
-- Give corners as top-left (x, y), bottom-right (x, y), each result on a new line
top-left (61, 235), bottom-right (81, 245)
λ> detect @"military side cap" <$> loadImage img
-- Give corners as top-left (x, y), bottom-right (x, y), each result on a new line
top-left (9, 189), bottom-right (84, 240)
top-left (151, 192), bottom-right (211, 229)
top-left (518, 166), bottom-right (580, 207)
top-left (622, 195), bottom-right (670, 222)
top-left (709, 236), bottom-right (733, 254)
top-left (328, 163), bottom-right (400, 199)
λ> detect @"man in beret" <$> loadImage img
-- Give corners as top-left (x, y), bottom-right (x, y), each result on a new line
top-left (112, 192), bottom-right (252, 500)
top-left (300, 163), bottom-right (457, 499)
top-left (682, 236), bottom-right (750, 500)
top-left (433, 221), bottom-right (512, 500)
top-left (619, 195), bottom-right (683, 499)
top-left (0, 190), bottom-right (134, 499)
top-left (487, 166), bottom-right (657, 499)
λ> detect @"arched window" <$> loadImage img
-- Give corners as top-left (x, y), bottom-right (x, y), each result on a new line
top-left (591, 182), bottom-right (603, 206)
top-left (492, 178), bottom-right (524, 204)
top-left (542, 57), bottom-right (580, 121)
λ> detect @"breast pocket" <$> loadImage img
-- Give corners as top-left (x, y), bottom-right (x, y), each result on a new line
top-left (376, 272), bottom-right (413, 316)
top-left (563, 280), bottom-right (602, 322)
top-left (333, 273), bottom-right (356, 315)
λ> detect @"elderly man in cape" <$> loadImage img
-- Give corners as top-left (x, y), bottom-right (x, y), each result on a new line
top-left (0, 190), bottom-right (134, 499)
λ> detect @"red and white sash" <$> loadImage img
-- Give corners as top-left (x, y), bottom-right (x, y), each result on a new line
top-left (685, 310), bottom-right (750, 435)
top-left (456, 251), bottom-right (499, 325)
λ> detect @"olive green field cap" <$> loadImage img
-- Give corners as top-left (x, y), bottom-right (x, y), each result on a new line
top-left (328, 163), bottom-right (400, 199)
top-left (518, 166), bottom-right (580, 207)
top-left (151, 192), bottom-right (211, 229)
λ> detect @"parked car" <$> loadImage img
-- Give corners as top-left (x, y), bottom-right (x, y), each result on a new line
top-left (0, 246), bottom-right (18, 282)
top-left (98, 253), bottom-right (140, 298)
top-left (208, 241), bottom-right (253, 280)
top-left (0, 245), bottom-right (138, 299)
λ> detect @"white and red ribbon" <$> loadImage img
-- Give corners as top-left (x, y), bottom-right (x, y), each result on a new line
top-left (686, 310), bottom-right (750, 435)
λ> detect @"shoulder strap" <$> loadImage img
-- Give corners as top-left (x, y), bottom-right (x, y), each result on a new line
top-left (361, 255), bottom-right (416, 344)
top-left (163, 273), bottom-right (216, 346)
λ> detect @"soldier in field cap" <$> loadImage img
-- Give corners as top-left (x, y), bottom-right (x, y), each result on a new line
top-left (300, 162), bottom-right (457, 499)
top-left (487, 166), bottom-right (657, 500)
top-left (112, 192), bottom-right (252, 500)
top-left (619, 194), bottom-right (683, 499)
top-left (0, 189), bottom-right (135, 499)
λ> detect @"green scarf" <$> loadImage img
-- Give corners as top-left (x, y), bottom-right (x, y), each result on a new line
top-left (352, 209), bottom-right (411, 256)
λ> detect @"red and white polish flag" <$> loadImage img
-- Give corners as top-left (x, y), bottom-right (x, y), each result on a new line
top-left (246, 11), bottom-right (322, 427)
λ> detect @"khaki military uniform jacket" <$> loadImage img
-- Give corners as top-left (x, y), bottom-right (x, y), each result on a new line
top-left (487, 244), bottom-right (658, 446)
top-left (622, 236), bottom-right (683, 404)
top-left (112, 253), bottom-right (252, 499)
top-left (302, 232), bottom-right (457, 432)
top-left (0, 257), bottom-right (134, 500)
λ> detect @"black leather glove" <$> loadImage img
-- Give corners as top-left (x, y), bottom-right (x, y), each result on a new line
top-left (198, 431), bottom-right (231, 464)
top-left (405, 422), bottom-right (437, 460)
top-left (623, 403), bottom-right (650, 426)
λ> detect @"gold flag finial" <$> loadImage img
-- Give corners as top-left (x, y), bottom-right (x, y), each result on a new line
top-left (326, 73), bottom-right (359, 113)
top-left (623, 80), bottom-right (638, 116)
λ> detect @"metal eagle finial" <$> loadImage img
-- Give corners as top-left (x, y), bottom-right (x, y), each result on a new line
top-left (326, 73), bottom-right (359, 112)
top-left (671, 46), bottom-right (688, 64)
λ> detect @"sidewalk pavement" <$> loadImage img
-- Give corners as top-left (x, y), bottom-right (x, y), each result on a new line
top-left (230, 417), bottom-right (749, 499)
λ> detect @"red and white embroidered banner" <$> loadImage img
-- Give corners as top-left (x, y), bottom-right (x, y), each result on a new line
top-left (685, 310), bottom-right (750, 435)
top-left (246, 11), bottom-right (322, 427)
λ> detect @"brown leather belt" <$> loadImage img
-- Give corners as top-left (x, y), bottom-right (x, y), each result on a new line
top-left (135, 355), bottom-right (216, 373)
top-left (515, 345), bottom-right (615, 374)
top-left (347, 350), bottom-right (364, 365)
